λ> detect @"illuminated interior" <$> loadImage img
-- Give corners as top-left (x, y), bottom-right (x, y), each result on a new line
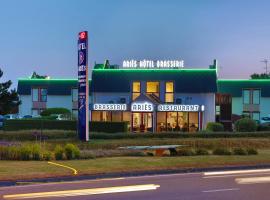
top-left (156, 112), bottom-right (199, 132)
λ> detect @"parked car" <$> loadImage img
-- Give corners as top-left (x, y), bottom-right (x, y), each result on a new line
top-left (260, 117), bottom-right (270, 124)
top-left (23, 115), bottom-right (33, 119)
top-left (4, 114), bottom-right (18, 120)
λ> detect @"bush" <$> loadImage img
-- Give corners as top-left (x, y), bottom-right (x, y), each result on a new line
top-left (206, 122), bottom-right (224, 132)
top-left (32, 144), bottom-right (42, 160)
top-left (40, 108), bottom-right (71, 116)
top-left (54, 145), bottom-right (64, 160)
top-left (20, 145), bottom-right (32, 160)
top-left (257, 125), bottom-right (270, 131)
top-left (246, 148), bottom-right (258, 155)
top-left (233, 148), bottom-right (247, 155)
top-left (235, 118), bottom-right (257, 132)
top-left (177, 149), bottom-right (195, 156)
top-left (213, 148), bottom-right (231, 155)
top-left (64, 144), bottom-right (80, 160)
top-left (195, 148), bottom-right (209, 155)
top-left (42, 151), bottom-right (53, 161)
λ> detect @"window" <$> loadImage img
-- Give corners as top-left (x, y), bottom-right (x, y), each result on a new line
top-left (243, 89), bottom-right (260, 105)
top-left (32, 89), bottom-right (39, 101)
top-left (40, 89), bottom-right (47, 102)
top-left (252, 90), bottom-right (260, 104)
top-left (132, 82), bottom-right (140, 100)
top-left (165, 82), bottom-right (174, 103)
top-left (72, 88), bottom-right (78, 102)
top-left (32, 88), bottom-right (47, 102)
top-left (146, 81), bottom-right (159, 97)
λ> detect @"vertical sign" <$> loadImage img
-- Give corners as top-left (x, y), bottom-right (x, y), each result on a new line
top-left (78, 31), bottom-right (89, 141)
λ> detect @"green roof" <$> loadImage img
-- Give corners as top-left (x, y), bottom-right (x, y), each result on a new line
top-left (218, 79), bottom-right (270, 97)
top-left (17, 79), bottom-right (92, 95)
top-left (91, 68), bottom-right (217, 93)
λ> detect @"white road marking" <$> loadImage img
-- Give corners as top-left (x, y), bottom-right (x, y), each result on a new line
top-left (204, 169), bottom-right (270, 176)
top-left (203, 172), bottom-right (270, 179)
top-left (236, 176), bottom-right (270, 184)
top-left (3, 184), bottom-right (160, 199)
top-left (0, 178), bottom-right (126, 190)
top-left (202, 188), bottom-right (240, 193)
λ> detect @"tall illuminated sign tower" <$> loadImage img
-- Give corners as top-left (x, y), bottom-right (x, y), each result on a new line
top-left (78, 31), bottom-right (89, 141)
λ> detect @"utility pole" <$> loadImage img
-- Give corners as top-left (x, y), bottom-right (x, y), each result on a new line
top-left (261, 59), bottom-right (269, 74)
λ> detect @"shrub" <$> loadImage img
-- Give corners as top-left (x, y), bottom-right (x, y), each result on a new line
top-left (177, 149), bottom-right (195, 156)
top-left (64, 144), bottom-right (80, 160)
top-left (206, 122), bottom-right (224, 132)
top-left (31, 144), bottom-right (42, 160)
top-left (54, 145), bottom-right (64, 160)
top-left (89, 122), bottom-right (128, 133)
top-left (20, 145), bottom-right (32, 160)
top-left (233, 148), bottom-right (247, 155)
top-left (40, 108), bottom-right (71, 116)
top-left (195, 148), bottom-right (209, 155)
top-left (246, 148), bottom-right (258, 155)
top-left (235, 118), bottom-right (257, 132)
top-left (42, 151), bottom-right (54, 161)
top-left (257, 125), bottom-right (270, 132)
top-left (213, 148), bottom-right (231, 155)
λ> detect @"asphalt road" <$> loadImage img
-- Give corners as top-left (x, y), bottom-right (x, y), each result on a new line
top-left (1, 168), bottom-right (270, 200)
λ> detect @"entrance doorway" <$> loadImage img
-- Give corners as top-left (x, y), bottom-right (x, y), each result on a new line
top-left (132, 113), bottom-right (153, 132)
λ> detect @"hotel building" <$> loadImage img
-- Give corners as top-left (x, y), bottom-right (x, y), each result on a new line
top-left (17, 60), bottom-right (270, 132)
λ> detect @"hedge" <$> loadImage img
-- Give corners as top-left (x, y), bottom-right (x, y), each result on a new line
top-left (206, 122), bottom-right (224, 132)
top-left (3, 120), bottom-right (128, 133)
top-left (40, 108), bottom-right (71, 116)
top-left (1, 130), bottom-right (270, 141)
top-left (3, 119), bottom-right (77, 131)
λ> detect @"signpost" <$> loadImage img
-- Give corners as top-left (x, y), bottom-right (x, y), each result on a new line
top-left (78, 31), bottom-right (89, 141)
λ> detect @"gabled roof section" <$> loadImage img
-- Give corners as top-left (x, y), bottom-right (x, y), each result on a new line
top-left (218, 79), bottom-right (270, 97)
top-left (91, 68), bottom-right (217, 93)
top-left (17, 79), bottom-right (92, 95)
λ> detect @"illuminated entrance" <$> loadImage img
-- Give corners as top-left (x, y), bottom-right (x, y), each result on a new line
top-left (132, 113), bottom-right (153, 132)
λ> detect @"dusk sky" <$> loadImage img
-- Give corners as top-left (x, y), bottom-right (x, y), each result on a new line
top-left (1, 0), bottom-right (270, 88)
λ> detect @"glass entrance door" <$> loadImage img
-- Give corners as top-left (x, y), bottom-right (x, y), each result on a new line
top-left (132, 113), bottom-right (153, 132)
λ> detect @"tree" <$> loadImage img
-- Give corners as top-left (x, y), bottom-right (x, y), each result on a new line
top-left (0, 69), bottom-right (20, 115)
top-left (250, 73), bottom-right (270, 79)
top-left (31, 71), bottom-right (48, 79)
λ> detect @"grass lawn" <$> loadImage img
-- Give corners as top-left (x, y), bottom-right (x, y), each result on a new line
top-left (1, 150), bottom-right (270, 181)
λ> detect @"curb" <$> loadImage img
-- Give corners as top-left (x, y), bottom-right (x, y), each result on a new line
top-left (1, 164), bottom-right (270, 187)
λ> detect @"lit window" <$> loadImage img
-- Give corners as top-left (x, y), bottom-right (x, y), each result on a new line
top-left (146, 82), bottom-right (159, 97)
top-left (166, 82), bottom-right (174, 93)
top-left (132, 82), bottom-right (140, 100)
top-left (165, 82), bottom-right (174, 103)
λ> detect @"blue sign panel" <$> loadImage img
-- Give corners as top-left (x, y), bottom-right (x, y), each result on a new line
top-left (78, 31), bottom-right (89, 141)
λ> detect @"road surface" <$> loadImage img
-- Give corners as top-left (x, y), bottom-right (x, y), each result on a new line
top-left (1, 168), bottom-right (270, 200)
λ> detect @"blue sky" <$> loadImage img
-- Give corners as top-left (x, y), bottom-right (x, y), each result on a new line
top-left (1, 0), bottom-right (270, 87)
